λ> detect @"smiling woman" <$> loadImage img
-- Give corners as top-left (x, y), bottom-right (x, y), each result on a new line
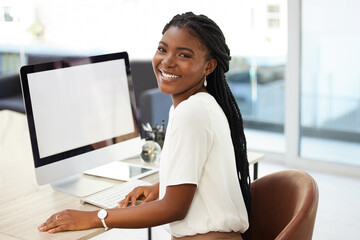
top-left (38, 12), bottom-right (251, 240)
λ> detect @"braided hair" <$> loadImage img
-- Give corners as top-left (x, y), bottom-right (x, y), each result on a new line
top-left (163, 12), bottom-right (251, 235)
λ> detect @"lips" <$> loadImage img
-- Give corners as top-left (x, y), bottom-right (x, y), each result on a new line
top-left (159, 69), bottom-right (180, 80)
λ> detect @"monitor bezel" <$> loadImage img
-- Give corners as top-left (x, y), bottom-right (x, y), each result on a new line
top-left (20, 52), bottom-right (140, 169)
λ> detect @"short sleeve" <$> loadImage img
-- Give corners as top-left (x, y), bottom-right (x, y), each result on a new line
top-left (162, 99), bottom-right (213, 186)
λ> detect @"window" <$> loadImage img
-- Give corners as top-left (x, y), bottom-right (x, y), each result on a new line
top-left (300, 0), bottom-right (360, 166)
top-left (227, 1), bottom-right (287, 153)
top-left (1, 6), bottom-right (14, 22)
top-left (267, 5), bottom-right (280, 28)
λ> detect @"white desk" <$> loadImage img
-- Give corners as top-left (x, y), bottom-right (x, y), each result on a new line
top-left (0, 110), bottom-right (264, 240)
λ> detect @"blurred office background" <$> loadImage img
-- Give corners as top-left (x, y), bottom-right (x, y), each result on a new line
top-left (1, 0), bottom-right (359, 173)
top-left (1, 0), bottom-right (359, 239)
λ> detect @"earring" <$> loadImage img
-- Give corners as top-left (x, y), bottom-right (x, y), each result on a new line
top-left (204, 76), bottom-right (207, 87)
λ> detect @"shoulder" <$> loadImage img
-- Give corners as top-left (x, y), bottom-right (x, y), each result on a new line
top-left (175, 93), bottom-right (215, 116)
top-left (173, 93), bottom-right (214, 124)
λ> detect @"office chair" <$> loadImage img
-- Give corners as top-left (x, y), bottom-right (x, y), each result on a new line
top-left (139, 88), bottom-right (172, 128)
top-left (0, 74), bottom-right (25, 113)
top-left (249, 169), bottom-right (319, 240)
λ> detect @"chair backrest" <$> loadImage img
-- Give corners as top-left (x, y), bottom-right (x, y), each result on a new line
top-left (139, 88), bottom-right (172, 127)
top-left (249, 169), bottom-right (319, 240)
top-left (0, 74), bottom-right (25, 113)
top-left (0, 74), bottom-right (21, 98)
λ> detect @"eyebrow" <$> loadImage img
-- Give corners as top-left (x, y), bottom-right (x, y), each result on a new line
top-left (159, 41), bottom-right (195, 55)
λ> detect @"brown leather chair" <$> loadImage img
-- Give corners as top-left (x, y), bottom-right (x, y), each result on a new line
top-left (249, 169), bottom-right (319, 240)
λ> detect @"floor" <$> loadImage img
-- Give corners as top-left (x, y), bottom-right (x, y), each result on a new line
top-left (91, 160), bottom-right (360, 240)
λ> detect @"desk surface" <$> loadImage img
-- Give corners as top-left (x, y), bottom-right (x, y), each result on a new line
top-left (0, 110), bottom-right (264, 240)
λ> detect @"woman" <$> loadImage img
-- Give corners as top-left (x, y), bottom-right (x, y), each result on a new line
top-left (38, 12), bottom-right (251, 239)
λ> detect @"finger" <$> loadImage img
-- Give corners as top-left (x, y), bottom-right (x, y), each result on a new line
top-left (142, 192), bottom-right (156, 204)
top-left (38, 219), bottom-right (59, 232)
top-left (38, 211), bottom-right (66, 231)
top-left (118, 199), bottom-right (129, 208)
top-left (48, 224), bottom-right (69, 234)
top-left (41, 214), bottom-right (56, 225)
top-left (38, 214), bottom-right (56, 231)
top-left (119, 192), bottom-right (132, 208)
top-left (130, 191), bottom-right (144, 207)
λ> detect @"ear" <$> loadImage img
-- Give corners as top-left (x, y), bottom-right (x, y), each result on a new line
top-left (205, 58), bottom-right (217, 76)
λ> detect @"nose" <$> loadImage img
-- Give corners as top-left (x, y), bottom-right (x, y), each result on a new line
top-left (161, 53), bottom-right (176, 68)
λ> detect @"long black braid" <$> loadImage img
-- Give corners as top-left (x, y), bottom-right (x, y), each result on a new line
top-left (163, 12), bottom-right (251, 237)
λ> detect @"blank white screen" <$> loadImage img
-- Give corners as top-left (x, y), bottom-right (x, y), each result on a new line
top-left (28, 59), bottom-right (134, 158)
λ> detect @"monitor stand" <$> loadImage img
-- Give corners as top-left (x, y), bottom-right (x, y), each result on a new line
top-left (51, 175), bottom-right (113, 197)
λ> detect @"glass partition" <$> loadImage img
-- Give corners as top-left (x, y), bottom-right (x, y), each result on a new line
top-left (300, 0), bottom-right (360, 166)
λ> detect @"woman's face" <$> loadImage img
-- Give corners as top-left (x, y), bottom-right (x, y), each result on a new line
top-left (152, 26), bottom-right (216, 106)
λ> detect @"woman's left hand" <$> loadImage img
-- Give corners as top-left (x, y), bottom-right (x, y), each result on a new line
top-left (38, 209), bottom-right (98, 233)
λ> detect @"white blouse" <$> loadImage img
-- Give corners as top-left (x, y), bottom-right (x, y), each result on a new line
top-left (159, 92), bottom-right (249, 238)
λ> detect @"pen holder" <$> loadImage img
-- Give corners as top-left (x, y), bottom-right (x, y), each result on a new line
top-left (142, 121), bottom-right (166, 149)
top-left (150, 130), bottom-right (165, 149)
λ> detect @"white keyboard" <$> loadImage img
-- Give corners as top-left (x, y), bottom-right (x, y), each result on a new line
top-left (80, 179), bottom-right (151, 209)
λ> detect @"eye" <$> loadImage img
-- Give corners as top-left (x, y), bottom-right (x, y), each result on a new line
top-left (179, 53), bottom-right (191, 58)
top-left (157, 47), bottom-right (166, 53)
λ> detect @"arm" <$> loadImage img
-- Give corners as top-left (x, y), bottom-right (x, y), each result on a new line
top-left (106, 184), bottom-right (196, 228)
top-left (38, 184), bottom-right (196, 233)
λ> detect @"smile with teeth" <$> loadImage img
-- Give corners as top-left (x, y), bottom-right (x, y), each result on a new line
top-left (160, 69), bottom-right (180, 79)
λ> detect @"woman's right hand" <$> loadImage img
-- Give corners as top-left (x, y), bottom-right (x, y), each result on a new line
top-left (118, 182), bottom-right (159, 208)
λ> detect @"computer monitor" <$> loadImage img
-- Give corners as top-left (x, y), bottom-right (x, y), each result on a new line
top-left (20, 52), bottom-right (143, 197)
